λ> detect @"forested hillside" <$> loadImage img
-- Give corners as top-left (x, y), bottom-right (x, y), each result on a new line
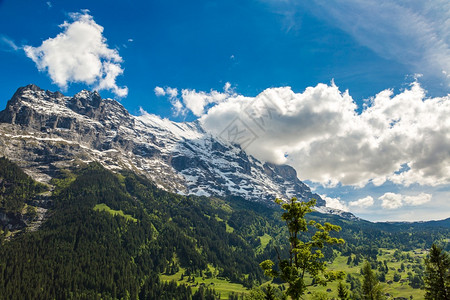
top-left (0, 162), bottom-right (274, 299)
top-left (0, 157), bottom-right (47, 213)
top-left (0, 160), bottom-right (448, 299)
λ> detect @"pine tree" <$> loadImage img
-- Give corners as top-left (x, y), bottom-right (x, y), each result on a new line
top-left (347, 256), bottom-right (353, 266)
top-left (337, 281), bottom-right (349, 300)
top-left (361, 261), bottom-right (384, 300)
top-left (424, 244), bottom-right (450, 300)
top-left (264, 284), bottom-right (277, 300)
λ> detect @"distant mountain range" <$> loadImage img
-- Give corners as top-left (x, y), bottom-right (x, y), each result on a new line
top-left (0, 84), bottom-right (329, 208)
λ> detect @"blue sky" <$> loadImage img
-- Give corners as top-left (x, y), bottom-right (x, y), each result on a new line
top-left (1, 0), bottom-right (450, 221)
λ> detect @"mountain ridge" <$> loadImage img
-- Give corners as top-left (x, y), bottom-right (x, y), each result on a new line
top-left (0, 84), bottom-right (328, 207)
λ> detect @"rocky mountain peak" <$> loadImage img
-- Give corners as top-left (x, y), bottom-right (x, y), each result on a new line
top-left (70, 90), bottom-right (102, 110)
top-left (19, 83), bottom-right (43, 93)
top-left (0, 85), bottom-right (332, 209)
top-left (67, 90), bottom-right (105, 119)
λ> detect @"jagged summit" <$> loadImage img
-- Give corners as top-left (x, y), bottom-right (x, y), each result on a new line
top-left (17, 84), bottom-right (44, 93)
top-left (69, 90), bottom-right (102, 110)
top-left (0, 84), bottom-right (328, 207)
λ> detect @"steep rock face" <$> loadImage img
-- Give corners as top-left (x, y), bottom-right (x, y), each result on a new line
top-left (0, 85), bottom-right (326, 206)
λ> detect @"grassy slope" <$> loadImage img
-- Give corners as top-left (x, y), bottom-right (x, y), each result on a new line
top-left (158, 248), bottom-right (428, 299)
top-left (93, 203), bottom-right (137, 222)
top-left (161, 267), bottom-right (248, 299)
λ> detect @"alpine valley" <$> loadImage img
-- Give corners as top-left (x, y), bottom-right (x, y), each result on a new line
top-left (0, 85), bottom-right (449, 299)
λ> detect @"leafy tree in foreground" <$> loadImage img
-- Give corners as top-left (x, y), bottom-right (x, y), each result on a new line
top-left (424, 244), bottom-right (450, 300)
top-left (260, 198), bottom-right (345, 299)
top-left (361, 261), bottom-right (384, 300)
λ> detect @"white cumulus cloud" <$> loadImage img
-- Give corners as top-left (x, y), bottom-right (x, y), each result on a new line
top-left (24, 10), bottom-right (128, 97)
top-left (166, 87), bottom-right (178, 98)
top-left (322, 195), bottom-right (348, 211)
top-left (379, 192), bottom-right (404, 209)
top-left (349, 196), bottom-right (374, 208)
top-left (403, 193), bottom-right (433, 206)
top-left (168, 81), bottom-right (450, 189)
top-left (154, 86), bottom-right (166, 96)
top-left (181, 87), bottom-right (231, 117)
top-left (379, 192), bottom-right (432, 209)
top-left (156, 82), bottom-right (234, 117)
top-left (155, 86), bottom-right (184, 116)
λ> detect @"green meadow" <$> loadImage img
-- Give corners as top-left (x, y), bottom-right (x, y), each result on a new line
top-left (93, 203), bottom-right (138, 222)
top-left (160, 248), bottom-right (428, 299)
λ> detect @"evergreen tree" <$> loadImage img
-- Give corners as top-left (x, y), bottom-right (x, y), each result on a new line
top-left (378, 272), bottom-right (386, 283)
top-left (264, 284), bottom-right (277, 300)
top-left (347, 255), bottom-right (353, 266)
top-left (361, 261), bottom-right (384, 300)
top-left (260, 198), bottom-right (345, 300)
top-left (337, 281), bottom-right (349, 300)
top-left (424, 244), bottom-right (450, 300)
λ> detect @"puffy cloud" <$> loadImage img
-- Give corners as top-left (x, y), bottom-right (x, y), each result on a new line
top-left (154, 86), bottom-right (178, 98)
top-left (403, 193), bottom-right (432, 206)
top-left (184, 81), bottom-right (450, 188)
top-left (156, 82), bottom-right (234, 117)
top-left (155, 86), bottom-right (183, 116)
top-left (379, 192), bottom-right (404, 209)
top-left (349, 196), bottom-right (374, 208)
top-left (181, 86), bottom-right (231, 117)
top-left (379, 192), bottom-right (432, 209)
top-left (154, 86), bottom-right (166, 96)
top-left (322, 195), bottom-right (348, 211)
top-left (166, 87), bottom-right (178, 98)
top-left (24, 10), bottom-right (128, 97)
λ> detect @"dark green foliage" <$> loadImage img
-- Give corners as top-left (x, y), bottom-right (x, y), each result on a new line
top-left (408, 274), bottom-right (423, 289)
top-left (192, 286), bottom-right (220, 300)
top-left (139, 277), bottom-right (193, 300)
top-left (337, 281), bottom-right (349, 300)
top-left (0, 165), bottom-right (150, 299)
top-left (346, 274), bottom-right (362, 298)
top-left (332, 215), bottom-right (450, 257)
top-left (424, 244), bottom-right (450, 300)
top-left (227, 292), bottom-right (245, 300)
top-left (0, 157), bottom-right (47, 212)
top-left (0, 163), bottom-right (264, 298)
top-left (264, 284), bottom-right (277, 300)
top-left (361, 261), bottom-right (384, 300)
top-left (378, 271), bottom-right (386, 282)
top-left (347, 255), bottom-right (353, 265)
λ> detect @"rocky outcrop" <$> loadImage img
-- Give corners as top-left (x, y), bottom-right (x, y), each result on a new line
top-left (0, 211), bottom-right (27, 231)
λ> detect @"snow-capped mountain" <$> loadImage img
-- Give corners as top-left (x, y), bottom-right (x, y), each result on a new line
top-left (0, 84), bottom-right (326, 206)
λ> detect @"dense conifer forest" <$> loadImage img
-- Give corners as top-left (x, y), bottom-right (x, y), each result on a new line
top-left (0, 158), bottom-right (448, 299)
top-left (0, 157), bottom-right (47, 212)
